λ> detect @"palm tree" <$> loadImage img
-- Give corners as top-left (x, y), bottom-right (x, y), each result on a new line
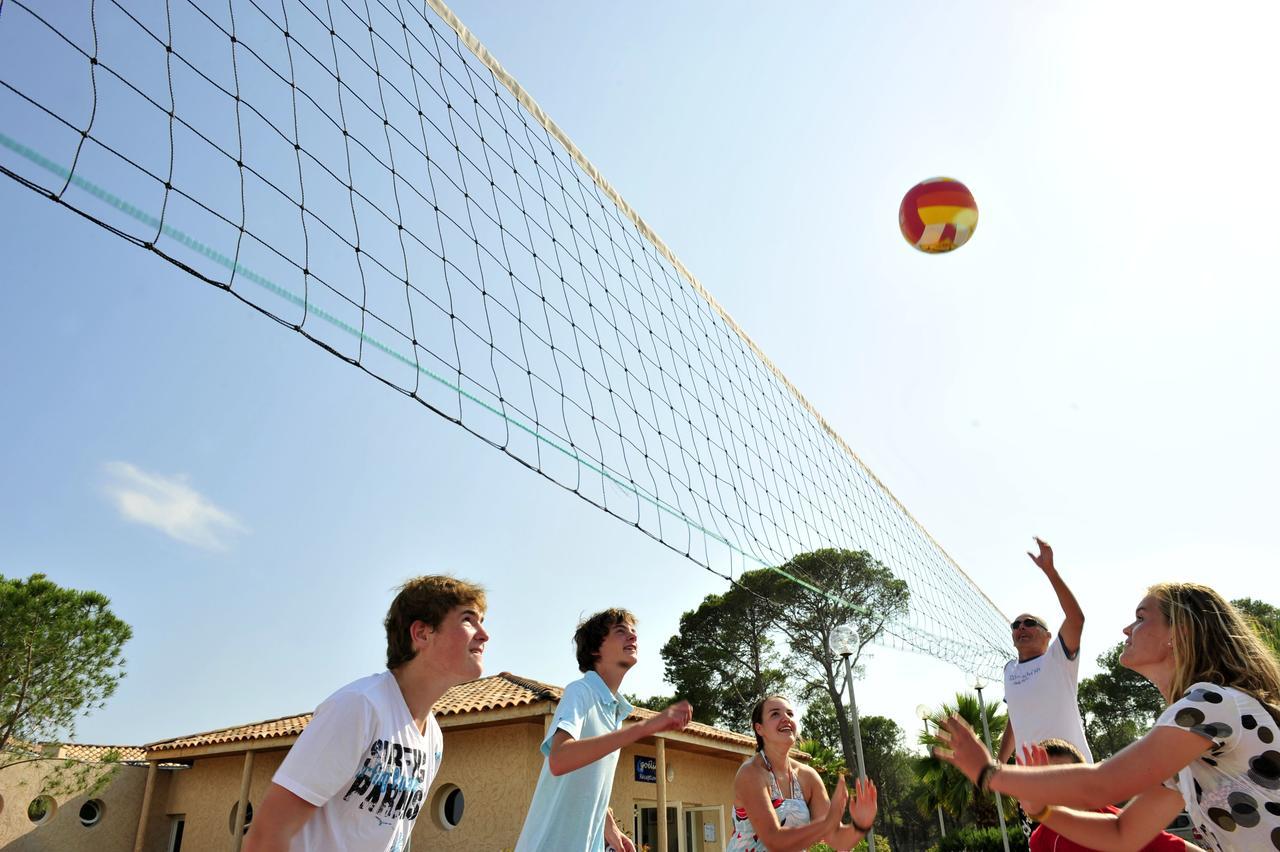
top-left (795, 738), bottom-right (847, 793)
top-left (912, 692), bottom-right (1016, 826)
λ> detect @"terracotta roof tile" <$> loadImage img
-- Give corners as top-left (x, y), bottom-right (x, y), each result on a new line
top-left (626, 707), bottom-right (757, 749)
top-left (56, 743), bottom-right (148, 763)
top-left (144, 672), bottom-right (760, 755)
top-left (434, 671), bottom-right (560, 715)
top-left (147, 713), bottom-right (312, 752)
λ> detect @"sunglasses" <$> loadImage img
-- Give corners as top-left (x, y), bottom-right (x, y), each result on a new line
top-left (1010, 618), bottom-right (1044, 630)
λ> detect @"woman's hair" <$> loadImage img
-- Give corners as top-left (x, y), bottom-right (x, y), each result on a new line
top-left (750, 695), bottom-right (792, 753)
top-left (1150, 582), bottom-right (1280, 724)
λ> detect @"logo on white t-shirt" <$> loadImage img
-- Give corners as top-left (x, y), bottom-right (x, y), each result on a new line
top-left (342, 738), bottom-right (429, 822)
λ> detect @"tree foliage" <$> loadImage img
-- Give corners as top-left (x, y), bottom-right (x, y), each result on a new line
top-left (660, 569), bottom-right (789, 732)
top-left (1233, 597), bottom-right (1280, 657)
top-left (1, 573), bottom-right (133, 756)
top-left (914, 693), bottom-right (1013, 827)
top-left (769, 549), bottom-right (909, 776)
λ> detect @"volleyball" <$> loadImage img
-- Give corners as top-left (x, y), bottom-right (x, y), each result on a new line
top-left (899, 177), bottom-right (978, 254)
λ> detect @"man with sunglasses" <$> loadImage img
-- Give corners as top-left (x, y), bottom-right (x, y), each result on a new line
top-left (996, 538), bottom-right (1093, 765)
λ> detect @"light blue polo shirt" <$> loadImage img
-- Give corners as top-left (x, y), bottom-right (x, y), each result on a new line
top-left (514, 671), bottom-right (635, 852)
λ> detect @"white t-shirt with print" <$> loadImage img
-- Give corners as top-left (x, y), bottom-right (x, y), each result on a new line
top-left (1002, 635), bottom-right (1094, 762)
top-left (1156, 682), bottom-right (1280, 852)
top-left (273, 670), bottom-right (443, 852)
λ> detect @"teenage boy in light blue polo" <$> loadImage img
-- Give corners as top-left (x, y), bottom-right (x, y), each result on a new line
top-left (515, 608), bottom-right (694, 852)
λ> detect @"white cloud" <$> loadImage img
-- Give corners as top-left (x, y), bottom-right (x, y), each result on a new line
top-left (102, 462), bottom-right (247, 550)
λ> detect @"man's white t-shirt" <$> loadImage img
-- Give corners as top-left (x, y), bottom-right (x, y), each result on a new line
top-left (1002, 635), bottom-right (1093, 762)
top-left (273, 670), bottom-right (442, 852)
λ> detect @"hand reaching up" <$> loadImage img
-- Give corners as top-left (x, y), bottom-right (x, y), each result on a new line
top-left (825, 775), bottom-right (849, 829)
top-left (849, 776), bottom-right (878, 830)
top-left (646, 700), bottom-right (694, 734)
top-left (932, 714), bottom-right (993, 783)
top-left (1027, 537), bottom-right (1055, 575)
top-left (1015, 744), bottom-right (1050, 817)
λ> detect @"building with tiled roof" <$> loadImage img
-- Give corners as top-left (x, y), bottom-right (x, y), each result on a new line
top-left (140, 672), bottom-right (760, 759)
top-left (5, 673), bottom-right (772, 852)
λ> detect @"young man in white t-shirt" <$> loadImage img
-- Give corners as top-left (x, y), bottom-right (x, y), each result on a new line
top-left (244, 575), bottom-right (488, 852)
top-left (997, 538), bottom-right (1093, 764)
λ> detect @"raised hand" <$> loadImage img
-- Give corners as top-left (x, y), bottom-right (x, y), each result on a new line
top-left (849, 777), bottom-right (878, 829)
top-left (1027, 537), bottom-right (1055, 574)
top-left (1019, 743), bottom-right (1051, 768)
top-left (647, 700), bottom-right (694, 733)
top-left (932, 714), bottom-right (993, 783)
top-left (826, 775), bottom-right (849, 827)
top-left (1016, 744), bottom-right (1050, 816)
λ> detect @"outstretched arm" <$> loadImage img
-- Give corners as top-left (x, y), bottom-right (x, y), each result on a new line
top-left (735, 768), bottom-right (848, 852)
top-left (934, 715), bottom-right (1210, 810)
top-left (243, 784), bottom-right (317, 852)
top-left (1029, 538), bottom-right (1084, 657)
top-left (998, 719), bottom-right (1016, 764)
top-left (549, 701), bottom-right (692, 776)
top-left (1035, 787), bottom-right (1186, 852)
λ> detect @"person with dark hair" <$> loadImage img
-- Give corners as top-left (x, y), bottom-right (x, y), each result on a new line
top-left (515, 609), bottom-right (693, 852)
top-left (1025, 739), bottom-right (1197, 851)
top-left (245, 575), bottom-right (488, 852)
top-left (728, 695), bottom-right (878, 851)
top-left (999, 538), bottom-right (1093, 765)
top-left (935, 582), bottom-right (1280, 852)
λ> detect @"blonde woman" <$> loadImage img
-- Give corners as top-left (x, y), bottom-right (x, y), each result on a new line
top-left (935, 583), bottom-right (1280, 852)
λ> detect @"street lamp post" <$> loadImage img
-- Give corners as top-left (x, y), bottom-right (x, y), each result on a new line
top-left (915, 704), bottom-right (946, 839)
top-left (973, 677), bottom-right (1011, 852)
top-left (829, 624), bottom-right (875, 852)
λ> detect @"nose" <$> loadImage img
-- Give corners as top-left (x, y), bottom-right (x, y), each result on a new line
top-left (476, 623), bottom-right (490, 643)
top-left (1122, 622), bottom-right (1133, 637)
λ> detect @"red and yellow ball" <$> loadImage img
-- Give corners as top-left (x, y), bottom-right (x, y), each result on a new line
top-left (899, 177), bottom-right (978, 254)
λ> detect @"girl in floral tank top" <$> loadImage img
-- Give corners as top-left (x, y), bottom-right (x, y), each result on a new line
top-left (729, 696), bottom-right (878, 852)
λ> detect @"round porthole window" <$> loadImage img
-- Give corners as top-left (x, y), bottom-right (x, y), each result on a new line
top-left (79, 799), bottom-right (105, 827)
top-left (227, 801), bottom-right (253, 835)
top-left (432, 784), bottom-right (464, 830)
top-left (28, 795), bottom-right (57, 825)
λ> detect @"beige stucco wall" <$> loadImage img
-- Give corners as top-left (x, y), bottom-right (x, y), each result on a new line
top-left (2, 722), bottom-right (746, 852)
top-left (410, 722), bottom-right (743, 852)
top-left (156, 749), bottom-right (286, 852)
top-left (412, 721), bottom-right (545, 851)
top-left (614, 743), bottom-right (741, 851)
top-left (0, 758), bottom-right (155, 852)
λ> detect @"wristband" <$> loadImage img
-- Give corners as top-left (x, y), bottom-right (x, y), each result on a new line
top-left (976, 762), bottom-right (1000, 793)
top-left (1027, 805), bottom-right (1052, 822)
top-left (852, 816), bottom-right (874, 834)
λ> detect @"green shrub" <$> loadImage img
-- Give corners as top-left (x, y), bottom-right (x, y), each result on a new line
top-left (811, 834), bottom-right (891, 852)
top-left (934, 825), bottom-right (1028, 852)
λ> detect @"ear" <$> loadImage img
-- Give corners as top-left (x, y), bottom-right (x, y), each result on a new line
top-left (410, 620), bottom-right (436, 647)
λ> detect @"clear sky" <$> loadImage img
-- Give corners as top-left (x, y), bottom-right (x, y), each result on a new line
top-left (1, 0), bottom-right (1277, 754)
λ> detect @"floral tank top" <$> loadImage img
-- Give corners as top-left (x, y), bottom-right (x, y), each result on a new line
top-left (728, 753), bottom-right (810, 852)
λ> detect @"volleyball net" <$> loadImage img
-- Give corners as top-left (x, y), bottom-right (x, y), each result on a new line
top-left (0, 0), bottom-right (1010, 675)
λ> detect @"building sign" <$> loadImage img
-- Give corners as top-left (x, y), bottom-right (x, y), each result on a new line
top-left (634, 755), bottom-right (657, 783)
